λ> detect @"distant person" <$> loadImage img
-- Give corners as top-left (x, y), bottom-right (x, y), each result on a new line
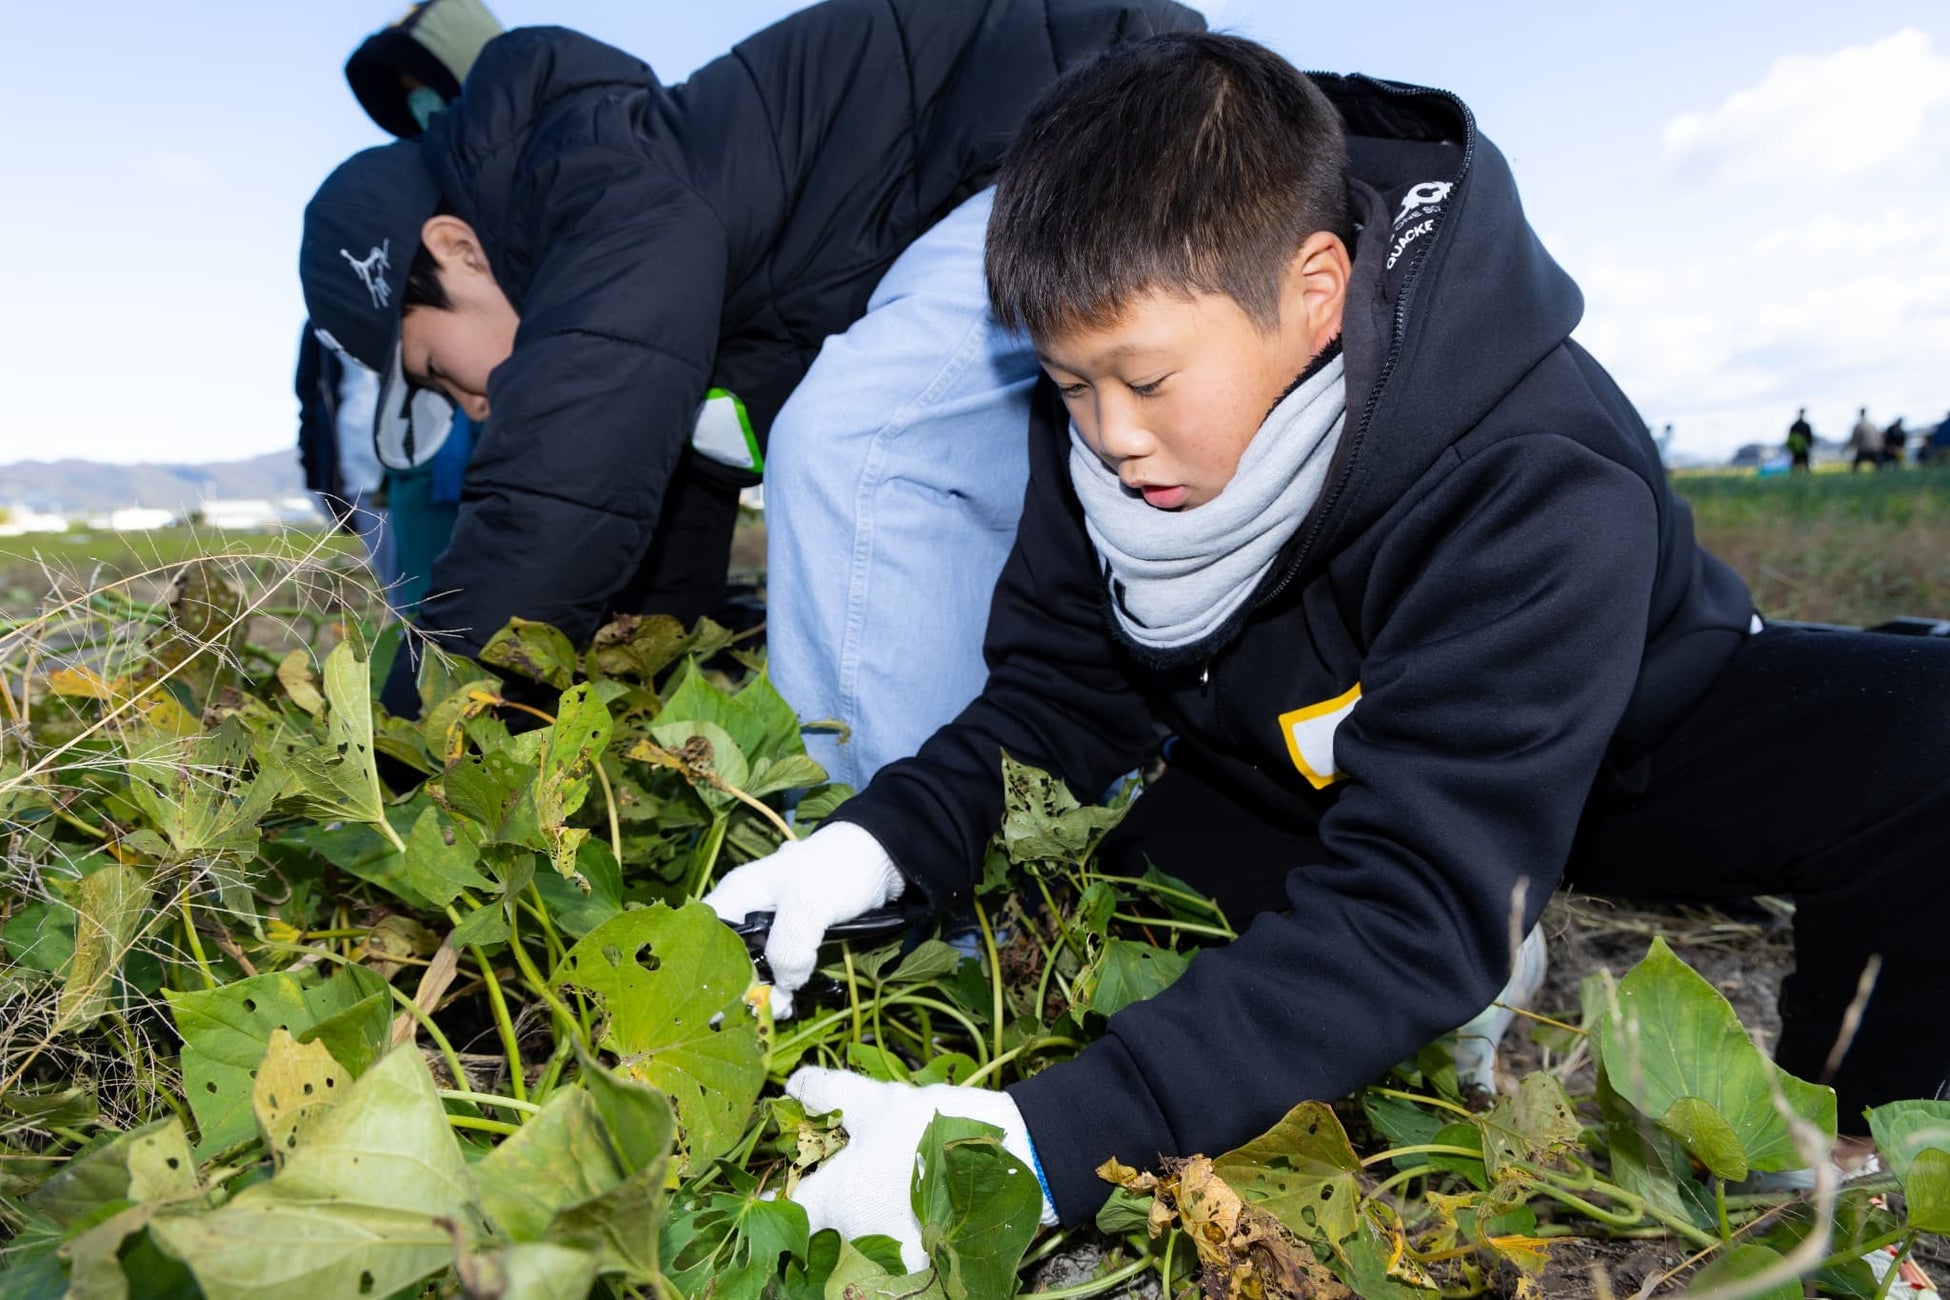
top-left (1851, 406), bottom-right (1884, 471)
top-left (1926, 410), bottom-right (1950, 465)
top-left (300, 0), bottom-right (1204, 763)
top-left (294, 324), bottom-right (394, 584)
top-left (294, 0), bottom-right (503, 609)
top-left (1785, 407), bottom-right (1813, 473)
top-left (1884, 417), bottom-right (1908, 468)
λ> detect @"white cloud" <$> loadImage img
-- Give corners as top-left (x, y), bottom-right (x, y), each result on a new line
top-left (1662, 29), bottom-right (1950, 188)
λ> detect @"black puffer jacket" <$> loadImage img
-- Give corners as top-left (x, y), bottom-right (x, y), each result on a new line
top-left (407, 0), bottom-right (1203, 663)
top-left (833, 75), bottom-right (1755, 1222)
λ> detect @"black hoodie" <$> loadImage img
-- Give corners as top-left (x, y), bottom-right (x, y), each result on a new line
top-left (402, 0), bottom-right (1203, 662)
top-left (831, 75), bottom-right (1756, 1223)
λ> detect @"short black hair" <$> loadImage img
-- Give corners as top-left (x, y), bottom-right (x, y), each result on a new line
top-left (402, 240), bottom-right (451, 312)
top-left (986, 32), bottom-right (1353, 340)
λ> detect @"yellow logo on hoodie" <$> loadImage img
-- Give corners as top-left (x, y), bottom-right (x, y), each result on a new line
top-left (1277, 683), bottom-right (1362, 790)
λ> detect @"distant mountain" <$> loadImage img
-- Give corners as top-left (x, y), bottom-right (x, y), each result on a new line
top-left (0, 451), bottom-right (304, 516)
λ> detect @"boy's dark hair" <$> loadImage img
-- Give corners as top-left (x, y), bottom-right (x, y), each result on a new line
top-left (403, 241), bottom-right (452, 312)
top-left (986, 32), bottom-right (1353, 340)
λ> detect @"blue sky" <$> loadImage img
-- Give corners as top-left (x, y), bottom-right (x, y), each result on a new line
top-left (0, 1), bottom-right (1944, 467)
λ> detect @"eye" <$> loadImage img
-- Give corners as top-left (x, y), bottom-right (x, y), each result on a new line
top-left (1057, 382), bottom-right (1089, 400)
top-left (1129, 377), bottom-right (1167, 398)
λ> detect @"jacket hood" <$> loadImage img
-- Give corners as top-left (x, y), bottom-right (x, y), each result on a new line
top-left (1296, 76), bottom-right (1586, 570)
top-left (421, 27), bottom-right (677, 302)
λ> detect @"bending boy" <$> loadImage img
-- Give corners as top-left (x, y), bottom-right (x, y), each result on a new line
top-left (706, 33), bottom-right (1950, 1256)
top-left (298, 0), bottom-right (1201, 731)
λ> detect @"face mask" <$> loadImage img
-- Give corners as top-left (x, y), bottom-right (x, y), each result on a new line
top-left (407, 85), bottom-right (448, 132)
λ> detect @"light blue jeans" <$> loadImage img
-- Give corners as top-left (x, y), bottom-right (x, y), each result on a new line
top-left (765, 188), bottom-right (1041, 791)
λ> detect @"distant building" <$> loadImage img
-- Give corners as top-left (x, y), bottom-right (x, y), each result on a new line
top-left (0, 507), bottom-right (70, 537)
top-left (106, 507), bottom-right (179, 532)
top-left (196, 498), bottom-right (329, 530)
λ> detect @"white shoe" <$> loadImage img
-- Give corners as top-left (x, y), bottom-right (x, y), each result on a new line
top-left (1452, 925), bottom-right (1549, 1094)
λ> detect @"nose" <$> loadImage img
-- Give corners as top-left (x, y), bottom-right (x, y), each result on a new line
top-left (1095, 400), bottom-right (1154, 463)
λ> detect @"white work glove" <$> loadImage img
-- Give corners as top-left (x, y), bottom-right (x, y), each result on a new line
top-left (701, 822), bottom-right (904, 1019)
top-left (784, 1067), bottom-right (1059, 1273)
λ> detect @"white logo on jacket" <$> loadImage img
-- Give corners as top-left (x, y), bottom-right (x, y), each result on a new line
top-left (1396, 181), bottom-right (1453, 225)
top-left (341, 240), bottom-right (392, 309)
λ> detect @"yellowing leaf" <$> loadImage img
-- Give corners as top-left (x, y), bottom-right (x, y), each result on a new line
top-left (251, 1030), bottom-right (347, 1167)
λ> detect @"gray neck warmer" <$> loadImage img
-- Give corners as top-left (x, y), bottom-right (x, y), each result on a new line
top-left (1069, 352), bottom-right (1347, 653)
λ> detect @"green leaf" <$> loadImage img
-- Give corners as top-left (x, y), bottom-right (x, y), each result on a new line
top-left (659, 662), bottom-right (806, 770)
top-left (2, 901), bottom-right (76, 975)
top-left (997, 753), bottom-right (1127, 870)
top-left (585, 612), bottom-right (696, 683)
top-left (1480, 1072), bottom-right (1583, 1181)
top-left (1867, 1100), bottom-right (1950, 1232)
top-left (480, 616), bottom-right (579, 690)
top-left (464, 1242), bottom-right (599, 1300)
top-left (250, 1030), bottom-right (348, 1167)
top-left (1594, 1062), bottom-right (1714, 1232)
top-left (148, 1047), bottom-right (479, 1300)
top-left (1659, 1096), bottom-right (1749, 1182)
top-left (552, 904), bottom-right (764, 1165)
top-left (1597, 938), bottom-right (1835, 1174)
top-left (166, 964), bottom-right (390, 1156)
top-left (279, 641), bottom-right (396, 849)
top-left (647, 718), bottom-right (751, 807)
top-left (123, 723), bottom-right (284, 865)
top-left (1213, 1100), bottom-right (1362, 1244)
top-left (430, 746), bottom-right (543, 849)
top-left (1329, 1216), bottom-right (1439, 1299)
top-left (56, 863), bottom-right (151, 1031)
top-left (397, 804), bottom-right (493, 909)
top-left (1071, 938), bottom-right (1189, 1018)
top-left (912, 1114), bottom-right (1043, 1300)
top-left (449, 901), bottom-right (510, 949)
top-left (533, 836), bottom-right (625, 938)
top-left (533, 684), bottom-right (613, 886)
top-left (1685, 1244), bottom-right (1803, 1300)
top-left (745, 754), bottom-right (830, 800)
top-left (30, 1119), bottom-right (198, 1231)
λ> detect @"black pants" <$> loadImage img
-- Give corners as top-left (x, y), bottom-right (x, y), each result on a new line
top-left (1104, 625), bottom-right (1950, 1129)
top-left (607, 456), bottom-right (746, 628)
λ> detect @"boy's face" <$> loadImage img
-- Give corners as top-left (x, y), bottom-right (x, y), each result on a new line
top-left (400, 215), bottom-right (520, 422)
top-left (1038, 233), bottom-right (1349, 511)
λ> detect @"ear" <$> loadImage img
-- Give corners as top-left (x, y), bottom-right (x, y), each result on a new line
top-left (1283, 231), bottom-right (1351, 354)
top-left (419, 214), bottom-right (494, 280)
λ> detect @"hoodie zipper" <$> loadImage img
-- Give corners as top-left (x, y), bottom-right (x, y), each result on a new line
top-left (1253, 79), bottom-right (1479, 613)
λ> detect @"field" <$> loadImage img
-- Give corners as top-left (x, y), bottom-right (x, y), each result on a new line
top-left (2, 474), bottom-right (1947, 1299)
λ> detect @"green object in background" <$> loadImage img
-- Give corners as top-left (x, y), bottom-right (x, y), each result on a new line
top-left (384, 463), bottom-right (460, 613)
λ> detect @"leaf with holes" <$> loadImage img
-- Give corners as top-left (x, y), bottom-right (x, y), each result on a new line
top-left (1213, 1100), bottom-right (1363, 1244)
top-left (551, 903), bottom-right (764, 1165)
top-left (532, 683), bottom-right (612, 887)
top-left (149, 1047), bottom-right (480, 1300)
top-left (480, 617), bottom-right (579, 690)
top-left (166, 964), bottom-right (390, 1156)
top-left (252, 1030), bottom-right (347, 1167)
top-left (279, 641), bottom-right (399, 852)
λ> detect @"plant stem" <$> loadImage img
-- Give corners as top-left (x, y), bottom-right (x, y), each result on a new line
top-left (958, 1038), bottom-right (1085, 1090)
top-left (1109, 912), bottom-right (1233, 939)
top-left (842, 944), bottom-right (865, 1049)
top-left (438, 1089), bottom-right (540, 1114)
top-left (1369, 1086), bottom-right (1481, 1123)
top-left (593, 756), bottom-right (623, 863)
top-left (504, 899), bottom-right (584, 1048)
top-left (1360, 1144), bottom-right (1483, 1168)
top-left (973, 894), bottom-right (1005, 1067)
top-left (445, 1113), bottom-right (520, 1136)
top-left (452, 905), bottom-right (527, 1105)
top-left (1370, 1163), bottom-right (1441, 1200)
top-left (687, 813), bottom-right (730, 900)
top-left (1715, 1176), bottom-right (1733, 1242)
top-left (179, 896), bottom-right (218, 990)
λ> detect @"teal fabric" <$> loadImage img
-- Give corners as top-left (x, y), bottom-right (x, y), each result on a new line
top-left (384, 464), bottom-right (461, 612)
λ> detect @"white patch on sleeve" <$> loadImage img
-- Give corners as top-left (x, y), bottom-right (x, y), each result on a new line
top-left (1278, 683), bottom-right (1362, 790)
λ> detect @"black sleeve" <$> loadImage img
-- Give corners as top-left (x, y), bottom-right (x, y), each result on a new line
top-left (1007, 435), bottom-right (1662, 1224)
top-left (293, 326), bottom-right (341, 501)
top-left (411, 160), bottom-right (728, 663)
top-left (832, 381), bottom-right (1159, 910)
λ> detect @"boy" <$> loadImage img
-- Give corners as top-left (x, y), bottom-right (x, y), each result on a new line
top-left (705, 32), bottom-right (1950, 1261)
top-left (298, 0), bottom-right (1202, 734)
